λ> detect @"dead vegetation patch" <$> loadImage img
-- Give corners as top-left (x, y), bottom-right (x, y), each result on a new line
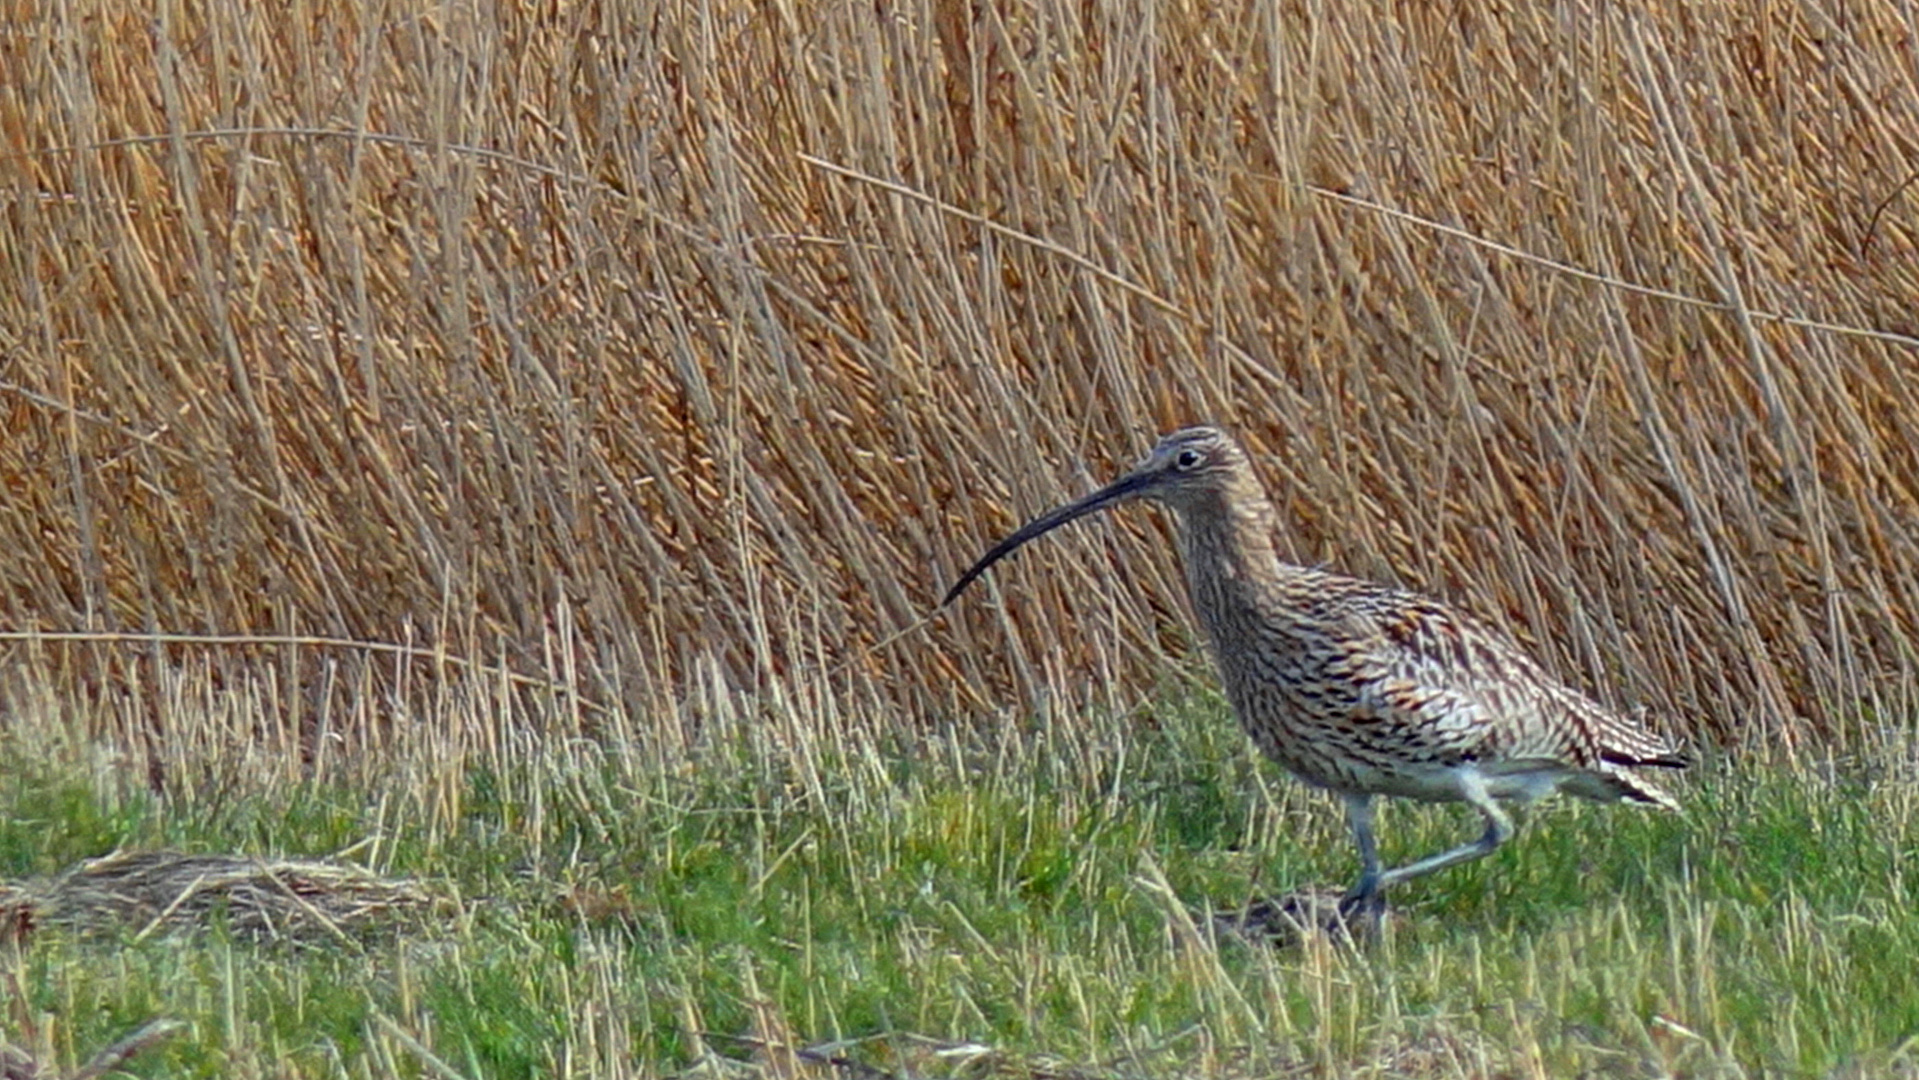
top-left (0, 851), bottom-right (445, 947)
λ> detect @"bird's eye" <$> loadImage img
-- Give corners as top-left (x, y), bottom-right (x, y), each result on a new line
top-left (1175, 448), bottom-right (1205, 470)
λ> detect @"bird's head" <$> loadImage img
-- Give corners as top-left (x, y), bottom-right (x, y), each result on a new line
top-left (1117, 425), bottom-right (1248, 510)
top-left (940, 425), bottom-right (1247, 606)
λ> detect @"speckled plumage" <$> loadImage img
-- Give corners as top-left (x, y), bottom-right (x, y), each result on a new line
top-left (944, 425), bottom-right (1685, 913)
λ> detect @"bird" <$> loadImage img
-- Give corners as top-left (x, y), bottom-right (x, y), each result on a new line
top-left (942, 425), bottom-right (1686, 921)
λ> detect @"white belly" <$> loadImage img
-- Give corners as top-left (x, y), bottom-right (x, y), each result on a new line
top-left (1330, 760), bottom-right (1577, 805)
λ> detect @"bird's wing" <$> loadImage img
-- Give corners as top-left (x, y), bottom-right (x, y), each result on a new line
top-left (1323, 586), bottom-right (1615, 767)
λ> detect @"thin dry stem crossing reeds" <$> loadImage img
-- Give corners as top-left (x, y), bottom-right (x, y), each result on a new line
top-left (1, 0), bottom-right (1916, 759)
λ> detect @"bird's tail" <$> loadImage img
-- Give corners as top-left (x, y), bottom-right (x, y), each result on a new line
top-left (1581, 765), bottom-right (1682, 811)
top-left (1600, 747), bottom-right (1690, 769)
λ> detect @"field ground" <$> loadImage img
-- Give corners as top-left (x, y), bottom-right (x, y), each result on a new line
top-left (2, 673), bottom-right (1915, 1079)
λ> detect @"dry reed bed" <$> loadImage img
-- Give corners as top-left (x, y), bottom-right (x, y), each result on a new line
top-left (1, 0), bottom-right (1916, 763)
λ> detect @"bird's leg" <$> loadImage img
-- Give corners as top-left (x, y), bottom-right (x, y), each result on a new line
top-left (1334, 794), bottom-right (1390, 926)
top-left (1341, 794), bottom-right (1383, 904)
top-left (1375, 777), bottom-right (1514, 892)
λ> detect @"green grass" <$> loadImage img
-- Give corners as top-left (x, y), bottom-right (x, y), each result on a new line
top-left (3, 691), bottom-right (1917, 1078)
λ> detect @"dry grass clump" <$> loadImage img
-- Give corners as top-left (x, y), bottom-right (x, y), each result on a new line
top-left (0, 1020), bottom-right (184, 1080)
top-left (0, 851), bottom-right (441, 946)
top-left (0, 0), bottom-right (1916, 759)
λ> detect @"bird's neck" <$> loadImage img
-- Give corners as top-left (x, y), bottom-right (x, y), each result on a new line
top-left (1174, 477), bottom-right (1287, 611)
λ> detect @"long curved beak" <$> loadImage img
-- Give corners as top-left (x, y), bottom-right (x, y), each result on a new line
top-left (941, 467), bottom-right (1159, 606)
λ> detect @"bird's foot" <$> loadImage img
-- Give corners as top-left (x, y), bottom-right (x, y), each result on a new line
top-left (1213, 886), bottom-right (1387, 946)
top-left (1335, 888), bottom-right (1387, 934)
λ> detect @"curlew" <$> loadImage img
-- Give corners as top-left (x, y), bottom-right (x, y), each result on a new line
top-left (942, 426), bottom-right (1685, 920)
